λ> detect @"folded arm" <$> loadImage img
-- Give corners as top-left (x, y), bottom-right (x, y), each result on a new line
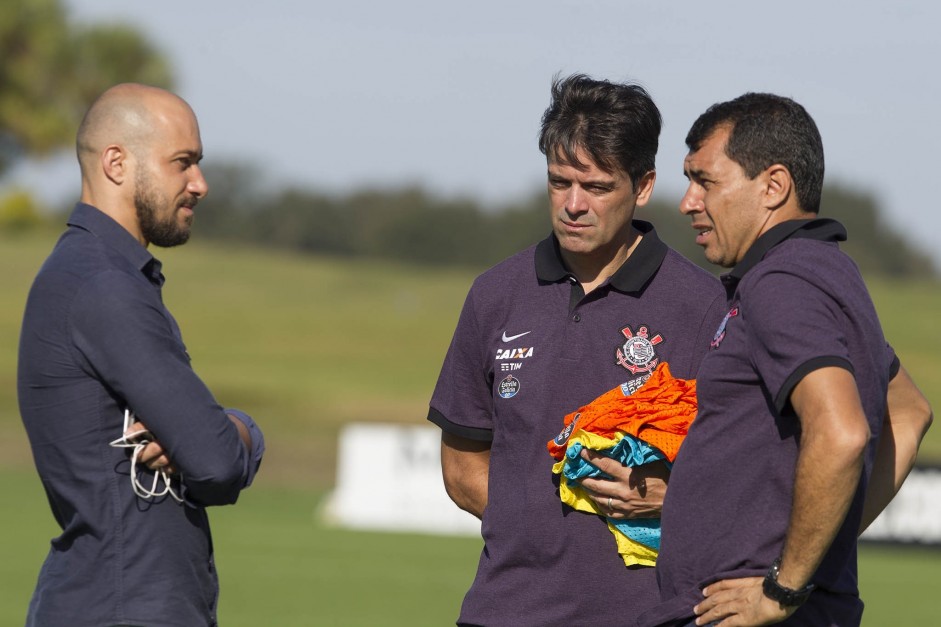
top-left (72, 271), bottom-right (264, 505)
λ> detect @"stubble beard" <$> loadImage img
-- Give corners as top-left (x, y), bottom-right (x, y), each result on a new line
top-left (135, 169), bottom-right (193, 248)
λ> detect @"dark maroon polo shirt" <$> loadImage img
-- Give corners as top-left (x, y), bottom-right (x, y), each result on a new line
top-left (428, 221), bottom-right (726, 626)
top-left (643, 219), bottom-right (898, 627)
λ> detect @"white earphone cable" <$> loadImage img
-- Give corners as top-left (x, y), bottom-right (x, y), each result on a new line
top-left (109, 409), bottom-right (184, 503)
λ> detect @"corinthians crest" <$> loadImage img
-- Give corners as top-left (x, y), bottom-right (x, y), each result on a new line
top-left (616, 325), bottom-right (663, 374)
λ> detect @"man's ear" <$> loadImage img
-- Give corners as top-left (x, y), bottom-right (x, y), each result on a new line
top-left (633, 170), bottom-right (657, 207)
top-left (763, 164), bottom-right (792, 211)
top-left (101, 144), bottom-right (129, 185)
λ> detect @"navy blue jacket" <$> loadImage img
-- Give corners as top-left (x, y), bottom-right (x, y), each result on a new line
top-left (18, 203), bottom-right (265, 627)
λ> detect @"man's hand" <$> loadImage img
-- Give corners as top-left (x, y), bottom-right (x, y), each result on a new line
top-left (694, 577), bottom-right (794, 626)
top-left (576, 450), bottom-right (668, 518)
top-left (125, 420), bottom-right (177, 475)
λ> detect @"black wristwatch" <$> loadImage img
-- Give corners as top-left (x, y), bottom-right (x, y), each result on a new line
top-left (762, 558), bottom-right (815, 607)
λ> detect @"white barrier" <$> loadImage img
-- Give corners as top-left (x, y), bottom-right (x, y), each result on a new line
top-left (861, 465), bottom-right (941, 545)
top-left (321, 423), bottom-right (481, 536)
top-left (324, 423), bottom-right (940, 546)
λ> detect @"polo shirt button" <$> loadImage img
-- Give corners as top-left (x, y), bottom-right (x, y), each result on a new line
top-left (573, 313), bottom-right (581, 322)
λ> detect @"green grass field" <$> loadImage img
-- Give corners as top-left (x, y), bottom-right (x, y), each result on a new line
top-left (2, 228), bottom-right (939, 625)
top-left (2, 468), bottom-right (938, 626)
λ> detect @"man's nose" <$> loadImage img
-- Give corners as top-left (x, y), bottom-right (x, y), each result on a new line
top-left (188, 165), bottom-right (209, 198)
top-left (565, 186), bottom-right (589, 214)
top-left (679, 185), bottom-right (702, 215)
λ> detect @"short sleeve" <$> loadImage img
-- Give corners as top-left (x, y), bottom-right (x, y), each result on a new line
top-left (887, 344), bottom-right (901, 380)
top-left (427, 285), bottom-right (494, 441)
top-left (742, 268), bottom-right (853, 413)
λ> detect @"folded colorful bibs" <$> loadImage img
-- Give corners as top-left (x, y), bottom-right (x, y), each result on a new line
top-left (547, 363), bottom-right (697, 567)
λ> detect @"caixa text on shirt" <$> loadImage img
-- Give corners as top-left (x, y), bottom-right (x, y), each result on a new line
top-left (495, 347), bottom-right (534, 360)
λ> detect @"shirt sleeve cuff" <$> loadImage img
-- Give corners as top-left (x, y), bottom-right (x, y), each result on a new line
top-left (889, 353), bottom-right (901, 380)
top-left (226, 408), bottom-right (265, 488)
top-left (427, 407), bottom-right (493, 442)
top-left (774, 356), bottom-right (854, 414)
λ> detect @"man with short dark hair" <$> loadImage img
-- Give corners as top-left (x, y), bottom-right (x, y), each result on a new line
top-left (427, 74), bottom-right (726, 625)
top-left (18, 83), bottom-right (265, 626)
top-left (639, 93), bottom-right (933, 627)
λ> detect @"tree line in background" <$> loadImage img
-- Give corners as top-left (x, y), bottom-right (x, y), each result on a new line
top-left (189, 163), bottom-right (936, 278)
top-left (0, 0), bottom-right (173, 178)
top-left (1, 0), bottom-right (171, 230)
top-left (0, 0), bottom-right (934, 278)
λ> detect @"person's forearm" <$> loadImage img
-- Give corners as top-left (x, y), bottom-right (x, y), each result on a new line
top-left (441, 432), bottom-right (490, 519)
top-left (445, 466), bottom-right (489, 519)
top-left (780, 450), bottom-right (863, 589)
top-left (778, 421), bottom-right (867, 589)
top-left (779, 367), bottom-right (870, 590)
top-left (860, 368), bottom-right (933, 533)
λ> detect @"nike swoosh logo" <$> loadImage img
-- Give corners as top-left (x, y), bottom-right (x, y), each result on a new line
top-left (501, 330), bottom-right (531, 342)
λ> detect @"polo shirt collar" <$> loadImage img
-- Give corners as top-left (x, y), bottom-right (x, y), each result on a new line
top-left (721, 218), bottom-right (847, 298)
top-left (67, 202), bottom-right (165, 286)
top-left (534, 219), bottom-right (668, 293)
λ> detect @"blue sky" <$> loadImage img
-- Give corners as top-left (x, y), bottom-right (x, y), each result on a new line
top-left (10, 1), bottom-right (940, 266)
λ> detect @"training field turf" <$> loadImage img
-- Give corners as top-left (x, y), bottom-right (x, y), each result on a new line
top-left (1, 230), bottom-right (939, 624)
top-left (2, 468), bottom-right (938, 626)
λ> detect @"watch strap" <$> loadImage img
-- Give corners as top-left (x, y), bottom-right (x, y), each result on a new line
top-left (762, 558), bottom-right (815, 607)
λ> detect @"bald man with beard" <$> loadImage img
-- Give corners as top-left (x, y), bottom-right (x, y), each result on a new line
top-left (18, 84), bottom-right (265, 627)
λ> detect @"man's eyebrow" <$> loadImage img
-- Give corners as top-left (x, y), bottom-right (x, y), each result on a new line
top-left (173, 149), bottom-right (203, 160)
top-left (684, 165), bottom-right (704, 179)
top-left (583, 178), bottom-right (615, 187)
